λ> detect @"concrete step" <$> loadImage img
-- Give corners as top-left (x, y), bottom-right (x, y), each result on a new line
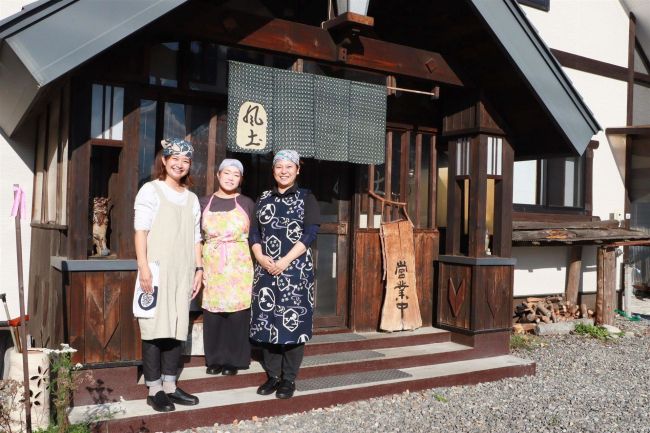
top-left (74, 327), bottom-right (452, 406)
top-left (71, 355), bottom-right (535, 433)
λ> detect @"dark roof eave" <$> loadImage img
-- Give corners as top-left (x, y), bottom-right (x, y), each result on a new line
top-left (469, 0), bottom-right (601, 155)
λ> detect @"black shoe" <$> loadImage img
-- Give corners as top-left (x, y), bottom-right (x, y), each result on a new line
top-left (275, 379), bottom-right (295, 399)
top-left (146, 390), bottom-right (175, 412)
top-left (206, 365), bottom-right (222, 375)
top-left (256, 376), bottom-right (281, 395)
top-left (222, 366), bottom-right (238, 376)
top-left (167, 387), bottom-right (199, 406)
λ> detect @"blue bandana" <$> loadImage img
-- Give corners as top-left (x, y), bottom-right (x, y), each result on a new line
top-left (218, 158), bottom-right (244, 175)
top-left (161, 138), bottom-right (194, 159)
top-left (273, 149), bottom-right (300, 166)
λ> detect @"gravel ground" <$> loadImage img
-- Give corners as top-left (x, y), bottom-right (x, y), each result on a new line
top-left (178, 317), bottom-right (650, 433)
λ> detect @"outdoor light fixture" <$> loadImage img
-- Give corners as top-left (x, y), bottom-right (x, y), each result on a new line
top-left (324, 0), bottom-right (374, 61)
top-left (336, 0), bottom-right (370, 16)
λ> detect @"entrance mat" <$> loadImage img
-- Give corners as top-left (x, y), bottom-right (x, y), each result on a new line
top-left (297, 369), bottom-right (412, 391)
top-left (309, 333), bottom-right (367, 344)
top-left (302, 350), bottom-right (384, 367)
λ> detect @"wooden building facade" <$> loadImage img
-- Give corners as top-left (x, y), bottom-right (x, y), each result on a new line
top-left (0, 0), bottom-right (599, 365)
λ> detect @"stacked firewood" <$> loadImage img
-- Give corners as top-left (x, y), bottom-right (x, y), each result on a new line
top-left (512, 296), bottom-right (594, 332)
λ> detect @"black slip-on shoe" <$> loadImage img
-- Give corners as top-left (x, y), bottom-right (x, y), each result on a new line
top-left (146, 390), bottom-right (175, 412)
top-left (167, 387), bottom-right (199, 406)
top-left (222, 366), bottom-right (238, 376)
top-left (275, 380), bottom-right (296, 399)
top-left (206, 365), bottom-right (222, 375)
top-left (256, 376), bottom-right (281, 395)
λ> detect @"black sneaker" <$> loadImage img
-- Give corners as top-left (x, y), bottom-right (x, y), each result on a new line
top-left (256, 376), bottom-right (281, 395)
top-left (206, 365), bottom-right (222, 375)
top-left (146, 390), bottom-right (175, 412)
top-left (222, 366), bottom-right (238, 376)
top-left (275, 380), bottom-right (295, 399)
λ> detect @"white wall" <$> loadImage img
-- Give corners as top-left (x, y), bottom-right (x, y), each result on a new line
top-left (0, 0), bottom-right (38, 321)
top-left (0, 127), bottom-right (34, 322)
top-left (513, 246), bottom-right (598, 296)
top-left (513, 1), bottom-right (629, 297)
top-left (0, 0), bottom-right (31, 18)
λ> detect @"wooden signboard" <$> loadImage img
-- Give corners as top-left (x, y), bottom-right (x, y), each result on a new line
top-left (379, 219), bottom-right (422, 331)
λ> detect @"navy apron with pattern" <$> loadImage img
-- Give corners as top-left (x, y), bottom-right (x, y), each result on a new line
top-left (250, 188), bottom-right (315, 344)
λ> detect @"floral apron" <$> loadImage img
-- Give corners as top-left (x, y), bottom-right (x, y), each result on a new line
top-left (201, 195), bottom-right (254, 312)
top-left (250, 188), bottom-right (315, 345)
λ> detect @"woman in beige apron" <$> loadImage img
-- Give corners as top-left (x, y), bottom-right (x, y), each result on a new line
top-left (200, 158), bottom-right (254, 376)
top-left (134, 138), bottom-right (203, 412)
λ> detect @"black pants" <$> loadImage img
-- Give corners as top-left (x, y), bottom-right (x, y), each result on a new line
top-left (203, 308), bottom-right (251, 369)
top-left (260, 343), bottom-right (305, 382)
top-left (142, 338), bottom-right (182, 384)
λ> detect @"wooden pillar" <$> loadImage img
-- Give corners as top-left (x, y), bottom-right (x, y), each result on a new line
top-left (596, 246), bottom-right (616, 325)
top-left (565, 246), bottom-right (582, 306)
top-left (437, 97), bottom-right (514, 349)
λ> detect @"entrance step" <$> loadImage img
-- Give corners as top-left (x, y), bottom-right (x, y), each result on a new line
top-left (70, 355), bottom-right (535, 432)
top-left (70, 328), bottom-right (535, 432)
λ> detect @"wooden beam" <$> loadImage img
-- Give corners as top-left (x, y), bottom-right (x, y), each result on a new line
top-left (172, 8), bottom-right (462, 86)
top-left (551, 48), bottom-right (650, 87)
top-left (565, 245), bottom-right (582, 305)
top-left (595, 247), bottom-right (616, 325)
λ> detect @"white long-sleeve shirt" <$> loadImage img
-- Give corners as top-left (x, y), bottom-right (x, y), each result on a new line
top-left (133, 180), bottom-right (201, 243)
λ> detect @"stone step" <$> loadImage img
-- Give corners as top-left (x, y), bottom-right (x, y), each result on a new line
top-left (74, 339), bottom-right (471, 406)
top-left (183, 326), bottom-right (451, 360)
top-left (71, 355), bottom-right (535, 433)
top-left (74, 327), bottom-right (451, 405)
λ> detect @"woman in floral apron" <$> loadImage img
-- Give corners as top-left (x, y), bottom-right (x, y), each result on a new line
top-left (250, 150), bottom-right (320, 399)
top-left (200, 159), bottom-right (255, 376)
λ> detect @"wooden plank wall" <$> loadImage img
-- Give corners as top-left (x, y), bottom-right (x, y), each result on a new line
top-left (437, 263), bottom-right (513, 332)
top-left (27, 228), bottom-right (66, 349)
top-left (351, 229), bottom-right (438, 331)
top-left (68, 271), bottom-right (140, 364)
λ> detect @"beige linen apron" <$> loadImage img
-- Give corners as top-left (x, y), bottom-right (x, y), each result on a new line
top-left (138, 181), bottom-right (197, 341)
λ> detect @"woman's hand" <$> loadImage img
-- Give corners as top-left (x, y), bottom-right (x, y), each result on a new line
top-left (138, 264), bottom-right (153, 294)
top-left (191, 270), bottom-right (203, 300)
top-left (269, 257), bottom-right (290, 276)
top-left (255, 254), bottom-right (276, 273)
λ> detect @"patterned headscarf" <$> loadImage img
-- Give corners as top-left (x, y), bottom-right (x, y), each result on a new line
top-left (273, 149), bottom-right (300, 166)
top-left (161, 138), bottom-right (194, 159)
top-left (218, 158), bottom-right (244, 175)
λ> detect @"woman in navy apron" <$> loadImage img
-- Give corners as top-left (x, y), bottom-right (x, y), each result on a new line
top-left (249, 149), bottom-right (320, 399)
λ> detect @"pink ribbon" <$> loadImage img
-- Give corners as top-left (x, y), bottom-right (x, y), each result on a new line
top-left (10, 184), bottom-right (26, 219)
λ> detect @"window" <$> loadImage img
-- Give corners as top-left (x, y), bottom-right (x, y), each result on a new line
top-left (91, 84), bottom-right (124, 140)
top-left (360, 126), bottom-right (437, 229)
top-left (513, 155), bottom-right (585, 209)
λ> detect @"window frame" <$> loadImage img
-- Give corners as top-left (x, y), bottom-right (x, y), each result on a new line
top-left (513, 141), bottom-right (596, 220)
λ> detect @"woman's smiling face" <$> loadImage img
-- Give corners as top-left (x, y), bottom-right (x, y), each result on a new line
top-left (217, 166), bottom-right (242, 193)
top-left (273, 160), bottom-right (299, 191)
top-left (162, 154), bottom-right (191, 182)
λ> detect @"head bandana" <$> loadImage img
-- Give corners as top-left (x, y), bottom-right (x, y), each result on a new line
top-left (161, 138), bottom-right (194, 159)
top-left (218, 158), bottom-right (244, 175)
top-left (273, 149), bottom-right (300, 166)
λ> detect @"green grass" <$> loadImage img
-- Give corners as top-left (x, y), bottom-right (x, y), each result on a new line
top-left (509, 334), bottom-right (542, 351)
top-left (433, 394), bottom-right (448, 403)
top-left (573, 323), bottom-right (610, 340)
top-left (34, 423), bottom-right (92, 433)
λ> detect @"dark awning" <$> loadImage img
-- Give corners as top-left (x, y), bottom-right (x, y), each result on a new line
top-left (0, 0), bottom-right (189, 136)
